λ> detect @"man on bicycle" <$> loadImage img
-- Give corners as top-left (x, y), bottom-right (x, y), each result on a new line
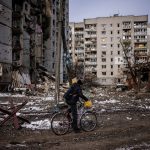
top-left (63, 79), bottom-right (88, 133)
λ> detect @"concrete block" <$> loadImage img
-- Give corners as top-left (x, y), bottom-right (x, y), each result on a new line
top-left (0, 4), bottom-right (12, 27)
top-left (0, 0), bottom-right (12, 9)
top-left (0, 24), bottom-right (12, 45)
top-left (0, 43), bottom-right (12, 63)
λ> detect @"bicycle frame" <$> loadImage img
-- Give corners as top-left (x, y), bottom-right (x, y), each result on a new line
top-left (51, 101), bottom-right (97, 135)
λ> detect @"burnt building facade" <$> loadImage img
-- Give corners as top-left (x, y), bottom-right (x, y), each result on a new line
top-left (0, 0), bottom-right (69, 90)
top-left (0, 0), bottom-right (12, 89)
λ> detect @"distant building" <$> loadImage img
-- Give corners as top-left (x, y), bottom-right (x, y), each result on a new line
top-left (69, 15), bottom-right (149, 85)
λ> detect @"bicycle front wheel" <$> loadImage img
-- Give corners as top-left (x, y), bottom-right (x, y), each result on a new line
top-left (80, 111), bottom-right (97, 132)
top-left (51, 113), bottom-right (70, 135)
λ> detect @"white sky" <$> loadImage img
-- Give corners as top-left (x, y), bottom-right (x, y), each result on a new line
top-left (69, 0), bottom-right (150, 22)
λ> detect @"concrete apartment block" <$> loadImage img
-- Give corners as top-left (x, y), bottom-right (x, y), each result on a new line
top-left (69, 22), bottom-right (84, 63)
top-left (69, 15), bottom-right (148, 86)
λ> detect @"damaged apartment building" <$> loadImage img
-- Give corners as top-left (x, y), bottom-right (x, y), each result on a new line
top-left (0, 0), bottom-right (12, 90)
top-left (0, 0), bottom-right (69, 90)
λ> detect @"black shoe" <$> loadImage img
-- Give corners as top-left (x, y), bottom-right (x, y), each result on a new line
top-left (67, 114), bottom-right (72, 122)
top-left (74, 128), bottom-right (81, 133)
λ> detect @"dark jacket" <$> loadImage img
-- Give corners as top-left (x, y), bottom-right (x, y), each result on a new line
top-left (64, 83), bottom-right (88, 105)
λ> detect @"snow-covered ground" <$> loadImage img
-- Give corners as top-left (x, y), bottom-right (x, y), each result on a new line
top-left (0, 87), bottom-right (150, 150)
top-left (22, 119), bottom-right (51, 130)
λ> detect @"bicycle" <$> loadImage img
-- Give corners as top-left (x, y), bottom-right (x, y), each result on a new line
top-left (51, 101), bottom-right (97, 135)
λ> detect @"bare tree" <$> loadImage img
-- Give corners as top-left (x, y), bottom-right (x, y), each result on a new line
top-left (120, 39), bottom-right (150, 92)
top-left (120, 39), bottom-right (137, 87)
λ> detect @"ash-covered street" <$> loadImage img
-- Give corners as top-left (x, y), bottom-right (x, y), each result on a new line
top-left (0, 87), bottom-right (150, 150)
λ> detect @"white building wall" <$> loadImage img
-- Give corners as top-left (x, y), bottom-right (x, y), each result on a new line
top-left (69, 15), bottom-right (148, 86)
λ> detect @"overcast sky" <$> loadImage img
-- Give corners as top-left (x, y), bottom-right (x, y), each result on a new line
top-left (69, 0), bottom-right (150, 22)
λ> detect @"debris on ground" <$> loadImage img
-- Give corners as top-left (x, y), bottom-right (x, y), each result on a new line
top-left (0, 86), bottom-right (150, 150)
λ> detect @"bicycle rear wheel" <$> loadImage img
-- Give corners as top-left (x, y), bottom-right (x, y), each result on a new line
top-left (80, 111), bottom-right (97, 132)
top-left (51, 113), bottom-right (70, 135)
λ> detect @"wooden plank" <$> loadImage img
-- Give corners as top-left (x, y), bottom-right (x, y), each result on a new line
top-left (10, 101), bottom-right (20, 129)
top-left (0, 107), bottom-right (30, 123)
top-left (0, 100), bottom-right (29, 126)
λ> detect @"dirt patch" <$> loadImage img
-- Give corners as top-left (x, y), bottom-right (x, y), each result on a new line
top-left (0, 89), bottom-right (150, 150)
top-left (0, 110), bottom-right (150, 150)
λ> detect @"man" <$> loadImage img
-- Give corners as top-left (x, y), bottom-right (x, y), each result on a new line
top-left (64, 79), bottom-right (88, 133)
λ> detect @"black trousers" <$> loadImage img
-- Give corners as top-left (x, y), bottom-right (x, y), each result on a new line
top-left (68, 103), bottom-right (78, 130)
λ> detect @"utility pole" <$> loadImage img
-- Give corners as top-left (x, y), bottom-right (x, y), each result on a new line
top-left (55, 0), bottom-right (75, 105)
top-left (55, 0), bottom-right (63, 105)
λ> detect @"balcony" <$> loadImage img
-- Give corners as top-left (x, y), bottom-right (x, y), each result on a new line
top-left (85, 41), bottom-right (93, 44)
top-left (134, 25), bottom-right (147, 29)
top-left (75, 49), bottom-right (84, 54)
top-left (84, 34), bottom-right (91, 38)
top-left (123, 32), bottom-right (131, 36)
top-left (75, 31), bottom-right (84, 35)
top-left (85, 55), bottom-right (97, 59)
top-left (69, 49), bottom-right (72, 53)
top-left (134, 52), bottom-right (147, 56)
top-left (122, 25), bottom-right (131, 29)
top-left (75, 38), bottom-right (84, 42)
top-left (134, 39), bottom-right (147, 43)
top-left (85, 47), bottom-right (97, 52)
top-left (122, 22), bottom-right (131, 29)
top-left (134, 32), bottom-right (147, 35)
top-left (85, 61), bottom-right (97, 66)
top-left (91, 48), bottom-right (97, 52)
top-left (75, 44), bottom-right (84, 48)
top-left (78, 56), bottom-right (84, 60)
top-left (85, 67), bottom-right (97, 72)
top-left (85, 48), bottom-right (91, 52)
top-left (84, 33), bottom-right (97, 38)
top-left (134, 47), bottom-right (147, 50)
top-left (85, 54), bottom-right (90, 58)
top-left (85, 27), bottom-right (96, 31)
